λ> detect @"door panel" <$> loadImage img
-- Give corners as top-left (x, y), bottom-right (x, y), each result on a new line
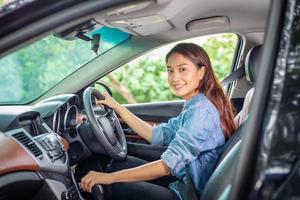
top-left (122, 101), bottom-right (184, 161)
top-left (119, 118), bottom-right (159, 144)
top-left (125, 100), bottom-right (184, 122)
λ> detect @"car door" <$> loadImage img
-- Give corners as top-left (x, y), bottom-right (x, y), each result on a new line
top-left (229, 0), bottom-right (300, 199)
top-left (99, 33), bottom-right (240, 161)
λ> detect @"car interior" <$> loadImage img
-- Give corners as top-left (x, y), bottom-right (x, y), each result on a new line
top-left (0, 0), bottom-right (271, 199)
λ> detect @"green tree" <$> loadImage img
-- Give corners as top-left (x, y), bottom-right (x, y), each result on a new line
top-left (102, 34), bottom-right (238, 104)
top-left (203, 33), bottom-right (238, 80)
top-left (0, 36), bottom-right (95, 103)
top-left (102, 58), bottom-right (178, 104)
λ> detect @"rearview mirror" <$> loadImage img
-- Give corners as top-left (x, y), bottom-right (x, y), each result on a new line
top-left (53, 20), bottom-right (102, 54)
top-left (91, 34), bottom-right (100, 55)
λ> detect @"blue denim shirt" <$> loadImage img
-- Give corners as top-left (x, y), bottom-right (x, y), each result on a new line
top-left (152, 93), bottom-right (225, 199)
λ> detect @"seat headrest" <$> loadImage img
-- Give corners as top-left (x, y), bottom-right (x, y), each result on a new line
top-left (244, 45), bottom-right (263, 83)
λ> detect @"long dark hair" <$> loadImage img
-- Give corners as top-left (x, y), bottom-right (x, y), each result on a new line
top-left (166, 43), bottom-right (237, 138)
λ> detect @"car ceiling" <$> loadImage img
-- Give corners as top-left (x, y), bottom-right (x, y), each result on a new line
top-left (93, 0), bottom-right (270, 41)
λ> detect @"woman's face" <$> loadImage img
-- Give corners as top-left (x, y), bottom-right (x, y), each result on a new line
top-left (167, 53), bottom-right (205, 100)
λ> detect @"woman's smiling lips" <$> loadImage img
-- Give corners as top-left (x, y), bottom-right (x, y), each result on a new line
top-left (173, 83), bottom-right (185, 90)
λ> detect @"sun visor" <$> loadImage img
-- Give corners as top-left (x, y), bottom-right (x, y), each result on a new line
top-left (105, 15), bottom-right (172, 36)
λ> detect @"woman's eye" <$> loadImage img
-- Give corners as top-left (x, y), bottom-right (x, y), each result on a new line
top-left (179, 68), bottom-right (186, 72)
top-left (167, 69), bottom-right (173, 73)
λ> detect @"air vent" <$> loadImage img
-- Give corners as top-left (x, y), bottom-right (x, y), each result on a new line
top-left (12, 132), bottom-right (43, 157)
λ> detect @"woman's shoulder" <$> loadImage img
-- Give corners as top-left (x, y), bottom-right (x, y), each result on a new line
top-left (185, 95), bottom-right (218, 114)
top-left (180, 102), bottom-right (219, 126)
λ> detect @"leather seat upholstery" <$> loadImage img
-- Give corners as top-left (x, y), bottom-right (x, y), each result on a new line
top-left (235, 45), bottom-right (262, 126)
top-left (245, 45), bottom-right (262, 83)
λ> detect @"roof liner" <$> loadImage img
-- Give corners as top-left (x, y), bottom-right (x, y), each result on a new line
top-left (95, 0), bottom-right (270, 41)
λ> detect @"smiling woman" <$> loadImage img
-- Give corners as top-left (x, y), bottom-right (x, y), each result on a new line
top-left (1, 0), bottom-right (287, 200)
top-left (0, 27), bottom-right (130, 104)
top-left (78, 42), bottom-right (237, 200)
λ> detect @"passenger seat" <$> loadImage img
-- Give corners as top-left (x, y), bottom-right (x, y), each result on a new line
top-left (235, 45), bottom-right (262, 126)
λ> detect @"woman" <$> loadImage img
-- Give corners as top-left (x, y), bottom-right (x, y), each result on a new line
top-left (81, 43), bottom-right (237, 200)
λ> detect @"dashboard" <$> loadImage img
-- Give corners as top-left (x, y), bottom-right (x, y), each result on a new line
top-left (34, 94), bottom-right (80, 136)
top-left (0, 94), bottom-right (87, 200)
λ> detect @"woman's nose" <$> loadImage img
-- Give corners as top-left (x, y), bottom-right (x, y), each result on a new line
top-left (170, 71), bottom-right (181, 81)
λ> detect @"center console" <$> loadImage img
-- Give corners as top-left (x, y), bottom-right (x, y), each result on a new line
top-left (5, 113), bottom-right (84, 200)
top-left (35, 133), bottom-right (67, 164)
top-left (34, 133), bottom-right (84, 200)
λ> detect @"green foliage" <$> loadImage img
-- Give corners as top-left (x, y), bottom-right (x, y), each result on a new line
top-left (102, 59), bottom-right (179, 104)
top-left (0, 36), bottom-right (95, 103)
top-left (0, 27), bottom-right (129, 104)
top-left (103, 33), bottom-right (238, 104)
top-left (203, 33), bottom-right (238, 81)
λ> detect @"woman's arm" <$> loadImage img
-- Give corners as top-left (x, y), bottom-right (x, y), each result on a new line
top-left (97, 93), bottom-right (153, 143)
top-left (80, 160), bottom-right (170, 193)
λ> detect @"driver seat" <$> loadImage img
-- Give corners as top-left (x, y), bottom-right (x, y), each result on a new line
top-left (199, 45), bottom-right (262, 199)
top-left (92, 45), bottom-right (263, 200)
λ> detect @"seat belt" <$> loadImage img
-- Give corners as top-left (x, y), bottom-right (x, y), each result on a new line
top-left (221, 65), bottom-right (245, 86)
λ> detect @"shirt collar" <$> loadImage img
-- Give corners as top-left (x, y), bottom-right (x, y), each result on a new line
top-left (183, 93), bottom-right (205, 110)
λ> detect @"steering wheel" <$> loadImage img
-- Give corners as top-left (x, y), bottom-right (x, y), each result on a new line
top-left (83, 87), bottom-right (127, 160)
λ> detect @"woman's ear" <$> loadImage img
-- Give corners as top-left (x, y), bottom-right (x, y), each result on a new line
top-left (198, 66), bottom-right (206, 80)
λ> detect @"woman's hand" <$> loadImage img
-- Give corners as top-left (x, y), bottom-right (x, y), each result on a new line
top-left (76, 113), bottom-right (87, 124)
top-left (80, 160), bottom-right (170, 193)
top-left (80, 170), bottom-right (114, 193)
top-left (96, 92), bottom-right (153, 142)
top-left (96, 92), bottom-right (119, 109)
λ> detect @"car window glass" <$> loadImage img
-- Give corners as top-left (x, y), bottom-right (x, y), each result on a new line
top-left (99, 33), bottom-right (238, 104)
top-left (0, 27), bottom-right (130, 104)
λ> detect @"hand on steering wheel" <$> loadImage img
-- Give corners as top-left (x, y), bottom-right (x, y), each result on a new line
top-left (95, 92), bottom-right (118, 110)
top-left (83, 87), bottom-right (127, 160)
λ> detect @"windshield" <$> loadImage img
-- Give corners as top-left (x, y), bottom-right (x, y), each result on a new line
top-left (0, 27), bottom-right (130, 104)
